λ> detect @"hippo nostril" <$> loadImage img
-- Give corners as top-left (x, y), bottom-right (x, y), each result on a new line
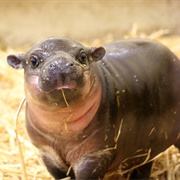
top-left (50, 63), bottom-right (56, 69)
top-left (66, 62), bottom-right (74, 67)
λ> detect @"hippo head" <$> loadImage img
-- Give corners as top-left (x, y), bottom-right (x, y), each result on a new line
top-left (7, 37), bottom-right (106, 110)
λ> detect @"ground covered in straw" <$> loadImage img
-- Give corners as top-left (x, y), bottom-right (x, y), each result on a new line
top-left (0, 30), bottom-right (180, 180)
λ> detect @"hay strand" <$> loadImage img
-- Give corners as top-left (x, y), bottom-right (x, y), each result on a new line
top-left (14, 97), bottom-right (27, 180)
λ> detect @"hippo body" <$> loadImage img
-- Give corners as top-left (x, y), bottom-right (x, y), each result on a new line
top-left (7, 38), bottom-right (180, 179)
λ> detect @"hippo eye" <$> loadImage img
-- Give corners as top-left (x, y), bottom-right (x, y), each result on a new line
top-left (78, 52), bottom-right (87, 65)
top-left (30, 55), bottom-right (39, 68)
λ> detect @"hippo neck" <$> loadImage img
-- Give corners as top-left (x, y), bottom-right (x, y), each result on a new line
top-left (92, 62), bottom-right (119, 113)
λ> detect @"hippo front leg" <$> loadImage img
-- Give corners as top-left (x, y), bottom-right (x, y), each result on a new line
top-left (73, 151), bottom-right (113, 180)
top-left (42, 155), bottom-right (75, 179)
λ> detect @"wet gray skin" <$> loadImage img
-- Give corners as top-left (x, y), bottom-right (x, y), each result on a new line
top-left (7, 37), bottom-right (180, 179)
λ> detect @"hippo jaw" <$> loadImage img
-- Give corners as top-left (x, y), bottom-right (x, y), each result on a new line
top-left (23, 68), bottom-right (98, 112)
top-left (24, 69), bottom-right (91, 109)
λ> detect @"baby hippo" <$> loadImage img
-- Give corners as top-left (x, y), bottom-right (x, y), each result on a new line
top-left (7, 37), bottom-right (180, 179)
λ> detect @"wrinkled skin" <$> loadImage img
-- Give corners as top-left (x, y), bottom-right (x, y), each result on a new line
top-left (7, 37), bottom-right (180, 179)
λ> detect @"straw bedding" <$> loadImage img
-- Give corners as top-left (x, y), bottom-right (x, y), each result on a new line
top-left (0, 30), bottom-right (180, 180)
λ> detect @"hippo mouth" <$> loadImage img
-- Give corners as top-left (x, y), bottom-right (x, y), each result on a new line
top-left (43, 83), bottom-right (78, 93)
top-left (56, 85), bottom-right (77, 90)
top-left (26, 71), bottom-right (96, 110)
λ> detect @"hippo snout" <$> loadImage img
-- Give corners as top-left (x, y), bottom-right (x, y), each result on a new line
top-left (39, 56), bottom-right (84, 92)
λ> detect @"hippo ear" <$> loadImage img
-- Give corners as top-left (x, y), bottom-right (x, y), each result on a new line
top-left (7, 54), bottom-right (24, 69)
top-left (91, 47), bottom-right (106, 62)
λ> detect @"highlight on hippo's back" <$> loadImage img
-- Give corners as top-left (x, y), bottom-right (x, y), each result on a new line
top-left (7, 37), bottom-right (180, 179)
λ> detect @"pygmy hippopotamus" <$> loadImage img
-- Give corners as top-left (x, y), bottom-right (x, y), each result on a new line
top-left (7, 37), bottom-right (180, 179)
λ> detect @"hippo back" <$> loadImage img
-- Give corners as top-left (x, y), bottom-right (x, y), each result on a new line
top-left (94, 39), bottom-right (180, 173)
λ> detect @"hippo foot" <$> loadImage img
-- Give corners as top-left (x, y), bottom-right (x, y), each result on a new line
top-left (73, 152), bottom-right (112, 180)
top-left (42, 155), bottom-right (75, 179)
